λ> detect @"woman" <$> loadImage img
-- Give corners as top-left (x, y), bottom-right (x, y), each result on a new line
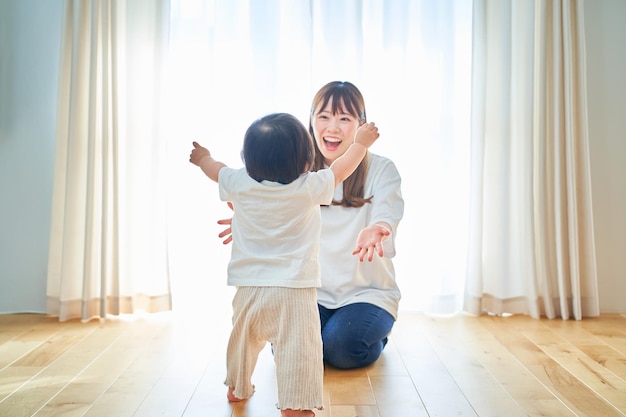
top-left (219, 81), bottom-right (404, 369)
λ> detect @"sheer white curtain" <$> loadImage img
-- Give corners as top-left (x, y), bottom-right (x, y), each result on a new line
top-left (163, 0), bottom-right (474, 316)
top-left (49, 0), bottom-right (598, 321)
top-left (465, 0), bottom-right (599, 319)
top-left (47, 0), bottom-right (172, 321)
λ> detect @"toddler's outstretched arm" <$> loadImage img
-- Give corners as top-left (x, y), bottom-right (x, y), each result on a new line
top-left (330, 122), bottom-right (379, 186)
top-left (189, 141), bottom-right (226, 182)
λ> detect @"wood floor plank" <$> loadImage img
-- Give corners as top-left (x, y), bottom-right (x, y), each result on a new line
top-left (82, 318), bottom-right (183, 417)
top-left (140, 314), bottom-right (293, 417)
top-left (0, 318), bottom-right (67, 370)
top-left (580, 316), bottom-right (626, 356)
top-left (521, 326), bottom-right (626, 413)
top-left (2, 312), bottom-right (626, 417)
top-left (543, 318), bottom-right (626, 381)
top-left (421, 316), bottom-right (535, 417)
top-left (12, 322), bottom-right (96, 368)
top-left (176, 327), bottom-right (233, 417)
top-left (325, 375), bottom-right (375, 406)
top-left (0, 314), bottom-right (58, 345)
top-left (365, 341), bottom-right (409, 378)
top-left (391, 314), bottom-right (478, 416)
top-left (330, 405), bottom-right (380, 417)
top-left (578, 344), bottom-right (626, 380)
top-left (482, 315), bottom-right (624, 417)
top-left (369, 375), bottom-right (427, 417)
top-left (35, 315), bottom-right (172, 417)
top-left (366, 340), bottom-right (428, 417)
top-left (0, 320), bottom-right (113, 417)
top-left (456, 316), bottom-right (580, 417)
top-left (177, 363), bottom-right (235, 417)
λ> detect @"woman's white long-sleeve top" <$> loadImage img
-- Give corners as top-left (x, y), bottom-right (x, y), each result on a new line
top-left (317, 153), bottom-right (404, 319)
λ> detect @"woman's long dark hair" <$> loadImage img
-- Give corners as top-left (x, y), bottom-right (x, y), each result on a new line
top-left (309, 81), bottom-right (372, 207)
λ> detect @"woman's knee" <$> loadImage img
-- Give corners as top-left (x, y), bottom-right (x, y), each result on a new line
top-left (322, 337), bottom-right (383, 369)
top-left (319, 303), bottom-right (394, 369)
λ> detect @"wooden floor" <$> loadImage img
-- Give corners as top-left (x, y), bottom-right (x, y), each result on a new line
top-left (1, 311), bottom-right (625, 417)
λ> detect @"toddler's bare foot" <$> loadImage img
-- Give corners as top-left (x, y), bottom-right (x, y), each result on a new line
top-left (227, 386), bottom-right (243, 402)
top-left (281, 409), bottom-right (315, 417)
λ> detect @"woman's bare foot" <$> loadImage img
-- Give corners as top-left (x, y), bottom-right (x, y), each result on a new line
top-left (281, 409), bottom-right (315, 417)
top-left (227, 386), bottom-right (243, 402)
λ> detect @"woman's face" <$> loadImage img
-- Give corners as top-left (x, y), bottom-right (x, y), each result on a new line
top-left (311, 98), bottom-right (362, 165)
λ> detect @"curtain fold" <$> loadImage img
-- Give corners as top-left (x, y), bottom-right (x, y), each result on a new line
top-left (47, 0), bottom-right (172, 322)
top-left (465, 0), bottom-right (599, 319)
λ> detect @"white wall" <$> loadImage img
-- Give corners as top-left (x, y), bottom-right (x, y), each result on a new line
top-left (584, 0), bottom-right (626, 313)
top-left (0, 0), bottom-right (624, 314)
top-left (0, 0), bottom-right (63, 312)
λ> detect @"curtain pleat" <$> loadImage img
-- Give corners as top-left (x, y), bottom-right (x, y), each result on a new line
top-left (466, 0), bottom-right (599, 319)
top-left (47, 0), bottom-right (172, 322)
top-left (533, 0), bottom-right (598, 319)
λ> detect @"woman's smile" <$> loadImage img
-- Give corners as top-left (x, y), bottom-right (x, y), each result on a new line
top-left (323, 136), bottom-right (343, 151)
top-left (312, 98), bottom-right (360, 164)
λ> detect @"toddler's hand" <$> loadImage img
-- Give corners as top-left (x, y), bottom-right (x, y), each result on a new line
top-left (189, 141), bottom-right (210, 166)
top-left (354, 122), bottom-right (379, 149)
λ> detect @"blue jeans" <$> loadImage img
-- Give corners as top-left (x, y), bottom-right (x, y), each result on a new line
top-left (318, 302), bottom-right (395, 369)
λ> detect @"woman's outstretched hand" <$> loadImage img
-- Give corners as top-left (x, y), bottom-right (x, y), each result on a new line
top-left (217, 201), bottom-right (234, 245)
top-left (352, 223), bottom-right (391, 262)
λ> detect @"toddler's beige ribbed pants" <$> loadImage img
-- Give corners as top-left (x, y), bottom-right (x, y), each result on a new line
top-left (225, 286), bottom-right (324, 411)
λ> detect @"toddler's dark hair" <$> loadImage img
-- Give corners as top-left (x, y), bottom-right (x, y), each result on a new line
top-left (242, 113), bottom-right (315, 184)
